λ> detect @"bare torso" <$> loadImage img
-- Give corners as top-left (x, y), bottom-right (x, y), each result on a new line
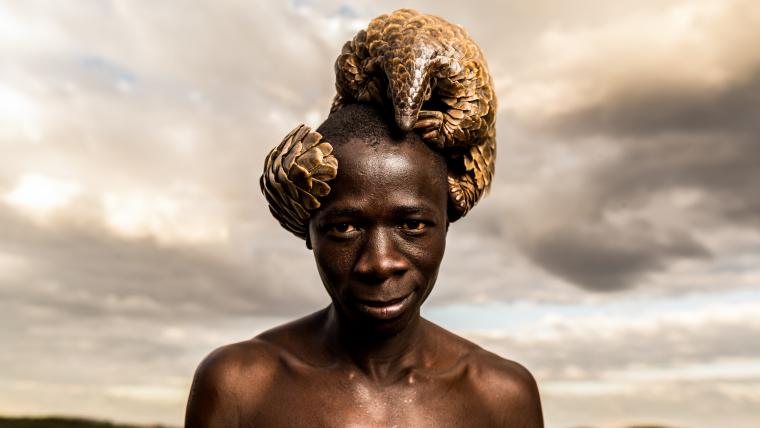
top-left (186, 308), bottom-right (542, 428)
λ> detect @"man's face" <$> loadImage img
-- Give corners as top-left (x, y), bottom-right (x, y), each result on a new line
top-left (308, 136), bottom-right (449, 334)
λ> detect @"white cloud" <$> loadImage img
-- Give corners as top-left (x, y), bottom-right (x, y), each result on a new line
top-left (4, 173), bottom-right (82, 213)
top-left (505, 0), bottom-right (760, 122)
top-left (101, 187), bottom-right (229, 244)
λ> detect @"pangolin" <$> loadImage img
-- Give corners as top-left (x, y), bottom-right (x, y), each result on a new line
top-left (332, 8), bottom-right (497, 220)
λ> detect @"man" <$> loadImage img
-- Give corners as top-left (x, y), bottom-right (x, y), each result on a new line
top-left (185, 103), bottom-right (543, 427)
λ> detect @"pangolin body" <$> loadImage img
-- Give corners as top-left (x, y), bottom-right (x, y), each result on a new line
top-left (332, 8), bottom-right (497, 219)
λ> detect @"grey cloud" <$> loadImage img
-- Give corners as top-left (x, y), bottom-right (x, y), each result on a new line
top-left (467, 312), bottom-right (760, 428)
top-left (592, 133), bottom-right (760, 226)
top-left (521, 222), bottom-right (710, 291)
top-left (477, 319), bottom-right (760, 380)
top-left (0, 206), bottom-right (325, 321)
top-left (549, 70), bottom-right (760, 139)
top-left (543, 379), bottom-right (759, 428)
top-left (518, 73), bottom-right (760, 291)
top-left (488, 2), bottom-right (760, 291)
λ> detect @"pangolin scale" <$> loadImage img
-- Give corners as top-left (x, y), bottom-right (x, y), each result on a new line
top-left (332, 8), bottom-right (497, 220)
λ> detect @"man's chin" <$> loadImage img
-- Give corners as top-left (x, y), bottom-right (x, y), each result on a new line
top-left (353, 318), bottom-right (413, 340)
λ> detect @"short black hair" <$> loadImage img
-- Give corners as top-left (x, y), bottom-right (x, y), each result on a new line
top-left (317, 103), bottom-right (419, 148)
top-left (317, 103), bottom-right (448, 181)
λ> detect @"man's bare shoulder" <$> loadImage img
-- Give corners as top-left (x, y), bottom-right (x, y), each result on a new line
top-left (185, 338), bottom-right (282, 427)
top-left (467, 346), bottom-right (543, 427)
top-left (425, 321), bottom-right (544, 427)
top-left (194, 338), bottom-right (281, 390)
top-left (189, 310), bottom-right (326, 397)
top-left (185, 311), bottom-right (326, 428)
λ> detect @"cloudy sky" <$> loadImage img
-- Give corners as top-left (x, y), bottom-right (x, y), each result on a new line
top-left (1, 0), bottom-right (759, 427)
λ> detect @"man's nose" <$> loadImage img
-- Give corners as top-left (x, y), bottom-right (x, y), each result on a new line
top-left (354, 227), bottom-right (409, 282)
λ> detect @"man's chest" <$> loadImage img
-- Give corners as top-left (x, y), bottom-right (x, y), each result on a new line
top-left (243, 370), bottom-right (500, 427)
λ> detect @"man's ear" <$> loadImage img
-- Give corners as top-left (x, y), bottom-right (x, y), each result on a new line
top-left (445, 220), bottom-right (450, 233)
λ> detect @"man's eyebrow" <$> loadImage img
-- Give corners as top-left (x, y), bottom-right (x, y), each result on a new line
top-left (391, 205), bottom-right (434, 215)
top-left (319, 207), bottom-right (362, 218)
top-left (319, 206), bottom-right (435, 218)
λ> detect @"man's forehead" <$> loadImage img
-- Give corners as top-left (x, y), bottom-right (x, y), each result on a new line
top-left (335, 141), bottom-right (412, 173)
top-left (330, 139), bottom-right (444, 188)
top-left (334, 132), bottom-right (443, 167)
top-left (318, 200), bottom-right (440, 219)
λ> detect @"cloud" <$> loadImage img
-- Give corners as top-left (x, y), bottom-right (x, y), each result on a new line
top-left (424, 290), bottom-right (760, 428)
top-left (479, 0), bottom-right (760, 291)
top-left (455, 295), bottom-right (760, 428)
top-left (481, 304), bottom-right (760, 378)
top-left (518, 221), bottom-right (710, 291)
top-left (0, 205), bottom-right (327, 322)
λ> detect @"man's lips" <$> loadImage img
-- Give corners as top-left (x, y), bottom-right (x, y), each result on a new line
top-left (353, 291), bottom-right (415, 320)
top-left (356, 294), bottom-right (409, 307)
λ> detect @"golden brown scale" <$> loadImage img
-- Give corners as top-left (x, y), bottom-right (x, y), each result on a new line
top-left (260, 124), bottom-right (338, 239)
top-left (332, 8), bottom-right (497, 219)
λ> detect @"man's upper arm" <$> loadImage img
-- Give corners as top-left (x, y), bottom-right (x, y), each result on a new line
top-left (185, 346), bottom-right (239, 428)
top-left (480, 354), bottom-right (544, 428)
top-left (185, 341), bottom-right (277, 428)
top-left (503, 363), bottom-right (543, 428)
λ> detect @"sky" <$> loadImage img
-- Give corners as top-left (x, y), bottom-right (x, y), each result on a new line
top-left (1, 0), bottom-right (759, 427)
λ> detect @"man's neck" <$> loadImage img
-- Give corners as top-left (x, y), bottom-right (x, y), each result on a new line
top-left (321, 305), bottom-right (433, 384)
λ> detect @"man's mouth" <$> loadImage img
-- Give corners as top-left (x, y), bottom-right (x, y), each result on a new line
top-left (354, 291), bottom-right (415, 320)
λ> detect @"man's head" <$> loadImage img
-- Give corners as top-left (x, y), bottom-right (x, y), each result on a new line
top-left (306, 104), bottom-right (449, 334)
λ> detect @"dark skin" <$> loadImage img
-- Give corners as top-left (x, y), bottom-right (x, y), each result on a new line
top-left (185, 136), bottom-right (543, 427)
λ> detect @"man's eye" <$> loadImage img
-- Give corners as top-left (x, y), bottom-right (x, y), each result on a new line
top-left (329, 223), bottom-right (358, 234)
top-left (401, 220), bottom-right (427, 232)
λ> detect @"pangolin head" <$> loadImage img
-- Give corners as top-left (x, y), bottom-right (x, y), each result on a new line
top-left (382, 50), bottom-right (437, 133)
top-left (362, 9), bottom-right (471, 133)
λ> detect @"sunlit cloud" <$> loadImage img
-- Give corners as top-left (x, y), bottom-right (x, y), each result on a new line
top-left (0, 85), bottom-right (44, 142)
top-left (102, 187), bottom-right (228, 244)
top-left (505, 0), bottom-right (758, 122)
top-left (4, 173), bottom-right (81, 213)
